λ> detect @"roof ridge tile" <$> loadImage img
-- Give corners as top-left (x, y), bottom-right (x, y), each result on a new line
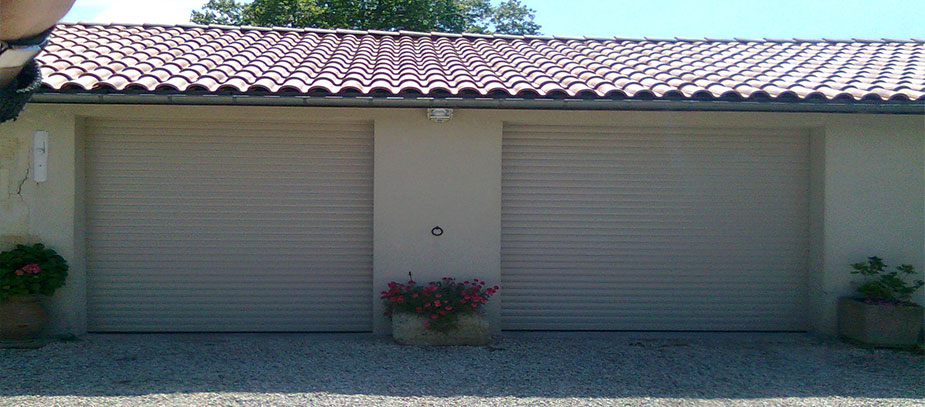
top-left (368, 30), bottom-right (398, 36)
top-left (55, 23), bottom-right (922, 44)
top-left (273, 27), bottom-right (303, 33)
top-left (238, 25), bottom-right (273, 32)
top-left (205, 24), bottom-right (239, 30)
top-left (460, 32), bottom-right (493, 39)
top-left (335, 28), bottom-right (368, 35)
top-left (306, 27), bottom-right (337, 34)
top-left (399, 30), bottom-right (431, 37)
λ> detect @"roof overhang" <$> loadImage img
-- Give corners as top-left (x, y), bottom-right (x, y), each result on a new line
top-left (32, 92), bottom-right (925, 114)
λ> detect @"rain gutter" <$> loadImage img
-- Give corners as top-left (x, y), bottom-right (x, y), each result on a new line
top-left (31, 92), bottom-right (925, 114)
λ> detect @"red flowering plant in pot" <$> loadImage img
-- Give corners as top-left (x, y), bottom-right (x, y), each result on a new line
top-left (381, 277), bottom-right (498, 345)
top-left (0, 243), bottom-right (69, 341)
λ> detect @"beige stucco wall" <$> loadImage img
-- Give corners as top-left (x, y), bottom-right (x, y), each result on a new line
top-left (0, 104), bottom-right (84, 334)
top-left (1, 103), bottom-right (922, 337)
top-left (817, 115), bottom-right (925, 334)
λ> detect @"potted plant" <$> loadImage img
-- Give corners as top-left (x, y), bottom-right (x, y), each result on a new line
top-left (0, 243), bottom-right (69, 342)
top-left (381, 277), bottom-right (499, 346)
top-left (838, 256), bottom-right (924, 347)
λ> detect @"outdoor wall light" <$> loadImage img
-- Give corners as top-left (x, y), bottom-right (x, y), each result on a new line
top-left (427, 108), bottom-right (453, 123)
top-left (33, 131), bottom-right (48, 183)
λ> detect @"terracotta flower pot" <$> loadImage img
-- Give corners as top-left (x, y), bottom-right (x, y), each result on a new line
top-left (1, 296), bottom-right (49, 341)
top-left (391, 312), bottom-right (489, 346)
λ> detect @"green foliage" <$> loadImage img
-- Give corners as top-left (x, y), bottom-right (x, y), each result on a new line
top-left (486, 0), bottom-right (539, 35)
top-left (0, 244), bottom-right (69, 301)
top-left (190, 0), bottom-right (541, 34)
top-left (850, 256), bottom-right (924, 305)
top-left (190, 0), bottom-right (246, 25)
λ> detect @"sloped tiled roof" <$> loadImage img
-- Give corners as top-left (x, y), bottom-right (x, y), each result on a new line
top-left (37, 22), bottom-right (925, 104)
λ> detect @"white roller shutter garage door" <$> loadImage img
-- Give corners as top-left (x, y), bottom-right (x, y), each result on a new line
top-left (85, 119), bottom-right (373, 332)
top-left (502, 125), bottom-right (809, 331)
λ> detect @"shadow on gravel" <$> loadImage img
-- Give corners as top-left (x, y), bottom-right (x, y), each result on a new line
top-left (1, 334), bottom-right (923, 400)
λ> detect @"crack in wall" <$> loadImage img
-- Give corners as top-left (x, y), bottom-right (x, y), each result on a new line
top-left (15, 167), bottom-right (29, 201)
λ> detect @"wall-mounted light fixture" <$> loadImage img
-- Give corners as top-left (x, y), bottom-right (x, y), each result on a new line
top-left (33, 131), bottom-right (48, 183)
top-left (427, 108), bottom-right (453, 123)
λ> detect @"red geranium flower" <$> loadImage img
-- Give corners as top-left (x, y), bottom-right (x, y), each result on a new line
top-left (382, 277), bottom-right (499, 332)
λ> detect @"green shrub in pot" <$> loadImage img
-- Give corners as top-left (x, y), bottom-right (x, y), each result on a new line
top-left (838, 256), bottom-right (924, 348)
top-left (0, 243), bottom-right (69, 301)
top-left (1, 243), bottom-right (69, 342)
top-left (850, 256), bottom-right (923, 305)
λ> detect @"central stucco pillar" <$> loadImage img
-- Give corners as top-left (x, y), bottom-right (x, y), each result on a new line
top-left (372, 109), bottom-right (502, 334)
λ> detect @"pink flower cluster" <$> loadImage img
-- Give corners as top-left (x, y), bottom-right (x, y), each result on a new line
top-left (14, 263), bottom-right (41, 276)
top-left (381, 277), bottom-right (500, 330)
top-left (383, 280), bottom-right (416, 304)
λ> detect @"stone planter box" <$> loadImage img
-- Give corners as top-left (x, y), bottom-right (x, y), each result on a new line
top-left (837, 298), bottom-right (924, 347)
top-left (391, 312), bottom-right (489, 346)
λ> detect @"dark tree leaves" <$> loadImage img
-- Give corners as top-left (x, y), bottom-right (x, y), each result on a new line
top-left (190, 0), bottom-right (247, 25)
top-left (489, 0), bottom-right (540, 35)
top-left (190, 0), bottom-right (541, 34)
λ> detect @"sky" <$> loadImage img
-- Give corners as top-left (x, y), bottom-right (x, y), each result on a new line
top-left (63, 0), bottom-right (925, 40)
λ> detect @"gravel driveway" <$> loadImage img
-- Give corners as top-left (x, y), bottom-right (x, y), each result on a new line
top-left (1, 333), bottom-right (922, 406)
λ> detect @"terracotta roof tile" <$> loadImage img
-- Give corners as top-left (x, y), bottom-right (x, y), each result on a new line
top-left (36, 22), bottom-right (925, 103)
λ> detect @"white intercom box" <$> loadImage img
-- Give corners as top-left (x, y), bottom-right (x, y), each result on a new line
top-left (33, 131), bottom-right (48, 183)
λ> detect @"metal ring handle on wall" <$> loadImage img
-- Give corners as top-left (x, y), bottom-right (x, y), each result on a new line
top-left (431, 226), bottom-right (444, 236)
